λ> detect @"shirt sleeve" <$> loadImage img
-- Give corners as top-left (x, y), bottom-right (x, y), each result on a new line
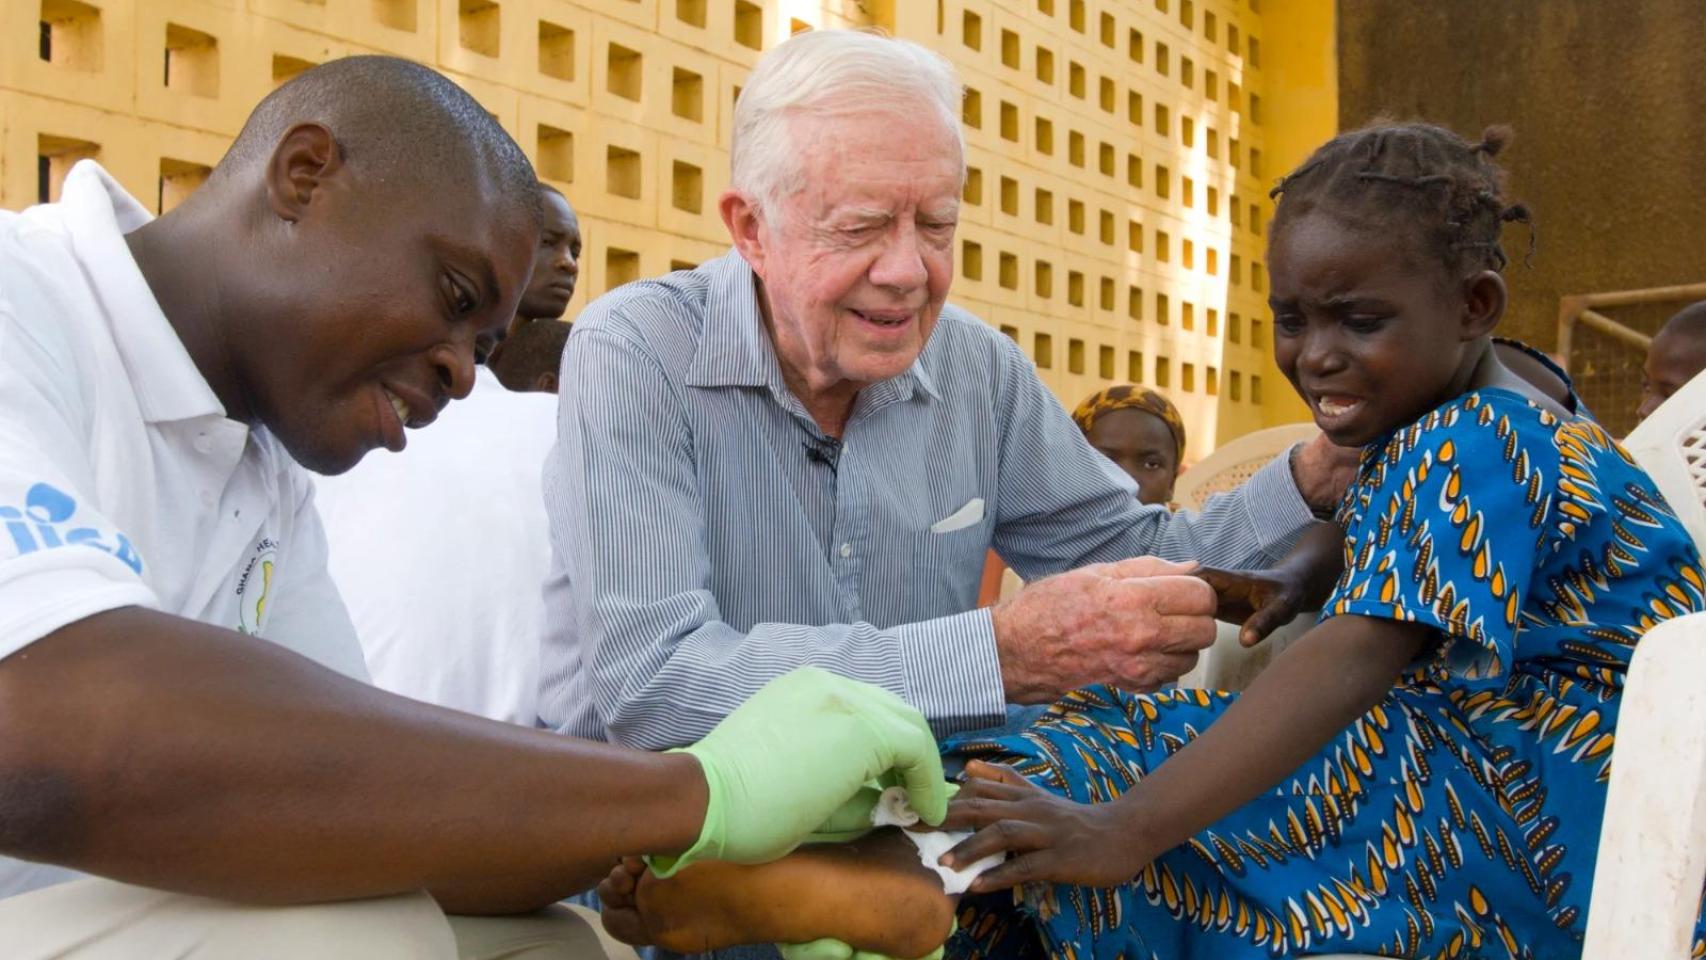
top-left (0, 309), bottom-right (157, 660)
top-left (986, 337), bottom-right (1319, 581)
top-left (1320, 396), bottom-right (1558, 679)
top-left (539, 325), bottom-right (1006, 749)
top-left (257, 473), bottom-right (369, 682)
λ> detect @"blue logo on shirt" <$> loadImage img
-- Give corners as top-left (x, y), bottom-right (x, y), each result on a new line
top-left (0, 482), bottom-right (143, 574)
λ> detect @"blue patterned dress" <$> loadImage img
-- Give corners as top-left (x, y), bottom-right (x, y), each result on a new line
top-left (946, 388), bottom-right (1706, 959)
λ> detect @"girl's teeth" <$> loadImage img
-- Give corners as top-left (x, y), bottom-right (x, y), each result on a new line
top-left (387, 390), bottom-right (411, 424)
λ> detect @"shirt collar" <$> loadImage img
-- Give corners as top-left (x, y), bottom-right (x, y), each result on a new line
top-left (684, 249), bottom-right (780, 391)
top-left (60, 161), bottom-right (226, 424)
top-left (683, 248), bottom-right (941, 404)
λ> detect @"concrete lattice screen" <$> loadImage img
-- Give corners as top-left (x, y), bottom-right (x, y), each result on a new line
top-left (1, 0), bottom-right (1312, 453)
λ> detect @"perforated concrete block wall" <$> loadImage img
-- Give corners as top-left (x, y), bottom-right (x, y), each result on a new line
top-left (2, 0), bottom-right (1300, 454)
top-left (889, 0), bottom-right (1278, 455)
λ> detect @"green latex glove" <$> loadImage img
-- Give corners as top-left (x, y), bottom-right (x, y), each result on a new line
top-left (649, 667), bottom-right (947, 877)
top-left (780, 919), bottom-right (957, 960)
top-left (803, 779), bottom-right (886, 844)
top-left (807, 775), bottom-right (965, 845)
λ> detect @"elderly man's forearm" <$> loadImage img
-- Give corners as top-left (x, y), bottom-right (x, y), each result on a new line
top-left (0, 606), bottom-right (708, 914)
top-left (592, 614), bottom-right (1005, 748)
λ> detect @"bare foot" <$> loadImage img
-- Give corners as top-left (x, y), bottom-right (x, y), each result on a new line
top-left (598, 857), bottom-right (653, 948)
top-left (597, 829), bottom-right (956, 958)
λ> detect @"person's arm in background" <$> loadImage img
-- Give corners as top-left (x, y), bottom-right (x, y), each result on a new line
top-left (539, 322), bottom-right (1009, 748)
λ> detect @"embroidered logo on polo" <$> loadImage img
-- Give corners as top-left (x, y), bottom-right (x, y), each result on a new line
top-left (235, 538), bottom-right (278, 635)
top-left (0, 482), bottom-right (143, 573)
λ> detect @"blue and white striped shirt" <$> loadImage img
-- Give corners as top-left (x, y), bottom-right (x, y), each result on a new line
top-left (539, 250), bottom-right (1314, 747)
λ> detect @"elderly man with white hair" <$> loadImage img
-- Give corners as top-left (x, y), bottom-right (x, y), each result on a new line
top-left (540, 29), bottom-right (1350, 748)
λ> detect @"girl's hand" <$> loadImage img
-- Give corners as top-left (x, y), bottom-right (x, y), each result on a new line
top-left (1193, 565), bottom-right (1308, 646)
top-left (1194, 522), bottom-right (1346, 646)
top-left (935, 761), bottom-right (1151, 893)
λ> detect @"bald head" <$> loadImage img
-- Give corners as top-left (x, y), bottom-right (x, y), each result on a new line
top-left (1659, 301), bottom-right (1706, 342)
top-left (128, 54), bottom-right (547, 475)
top-left (218, 55), bottom-right (539, 231)
top-left (489, 319), bottom-right (571, 394)
top-left (1638, 301), bottom-right (1706, 422)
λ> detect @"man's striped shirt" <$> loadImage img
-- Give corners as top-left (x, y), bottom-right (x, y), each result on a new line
top-left (539, 250), bottom-right (1313, 747)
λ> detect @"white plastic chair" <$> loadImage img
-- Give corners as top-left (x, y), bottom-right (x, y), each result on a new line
top-left (1173, 423), bottom-right (1320, 691)
top-left (1580, 610), bottom-right (1706, 959)
top-left (1172, 422), bottom-right (1321, 512)
top-left (1620, 368), bottom-right (1706, 555)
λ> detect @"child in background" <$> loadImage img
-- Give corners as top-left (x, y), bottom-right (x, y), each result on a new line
top-left (597, 123), bottom-right (1706, 960)
top-left (1071, 385), bottom-right (1187, 507)
top-left (1637, 300), bottom-right (1706, 422)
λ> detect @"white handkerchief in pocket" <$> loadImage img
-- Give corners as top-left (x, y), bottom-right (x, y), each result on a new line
top-left (929, 497), bottom-right (985, 534)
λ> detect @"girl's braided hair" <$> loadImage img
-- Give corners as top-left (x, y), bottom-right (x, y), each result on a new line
top-left (1269, 121), bottom-right (1535, 276)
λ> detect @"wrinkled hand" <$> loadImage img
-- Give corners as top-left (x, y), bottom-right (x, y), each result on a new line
top-left (1289, 433), bottom-right (1362, 514)
top-left (935, 761), bottom-right (1148, 893)
top-left (1193, 566), bottom-right (1308, 647)
top-left (992, 557), bottom-right (1217, 702)
top-left (651, 668), bottom-right (947, 877)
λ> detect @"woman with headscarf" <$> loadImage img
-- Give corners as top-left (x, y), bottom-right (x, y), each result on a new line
top-left (1070, 384), bottom-right (1187, 506)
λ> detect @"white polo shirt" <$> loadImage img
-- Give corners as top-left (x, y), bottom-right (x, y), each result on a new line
top-left (0, 161), bottom-right (366, 899)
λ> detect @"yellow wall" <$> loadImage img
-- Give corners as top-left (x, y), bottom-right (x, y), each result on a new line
top-left (885, 0), bottom-right (1286, 457)
top-left (1336, 0), bottom-right (1703, 438)
top-left (1248, 0), bottom-right (1332, 427)
top-left (2, 0), bottom-right (1331, 454)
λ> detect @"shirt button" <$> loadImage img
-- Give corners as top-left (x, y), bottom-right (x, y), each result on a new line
top-left (839, 543), bottom-right (852, 558)
top-left (193, 435), bottom-right (212, 454)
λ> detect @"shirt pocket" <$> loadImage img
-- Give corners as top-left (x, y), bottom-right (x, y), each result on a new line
top-left (909, 518), bottom-right (994, 617)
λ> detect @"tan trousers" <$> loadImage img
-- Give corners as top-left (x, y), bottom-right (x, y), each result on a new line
top-left (0, 877), bottom-right (641, 960)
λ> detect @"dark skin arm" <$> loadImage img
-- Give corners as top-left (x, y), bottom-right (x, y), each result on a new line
top-left (0, 606), bottom-right (707, 914)
top-left (940, 613), bottom-right (1431, 890)
top-left (1194, 521), bottom-right (1347, 646)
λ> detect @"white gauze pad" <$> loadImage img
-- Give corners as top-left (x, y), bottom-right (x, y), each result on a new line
top-left (871, 786), bottom-right (1004, 895)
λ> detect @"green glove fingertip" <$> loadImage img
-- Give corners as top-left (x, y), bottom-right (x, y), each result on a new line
top-left (780, 938), bottom-right (854, 960)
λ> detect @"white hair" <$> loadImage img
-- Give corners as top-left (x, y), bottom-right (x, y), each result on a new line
top-left (730, 29), bottom-right (965, 214)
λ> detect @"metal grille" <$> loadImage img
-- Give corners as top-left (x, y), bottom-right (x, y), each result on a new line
top-left (1571, 322), bottom-right (1649, 437)
top-left (1556, 282), bottom-right (1706, 437)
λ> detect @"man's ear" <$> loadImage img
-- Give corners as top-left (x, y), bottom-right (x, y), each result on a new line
top-left (535, 371), bottom-right (559, 394)
top-left (719, 189), bottom-right (769, 280)
top-left (265, 123), bottom-right (344, 224)
top-left (1460, 269), bottom-right (1506, 341)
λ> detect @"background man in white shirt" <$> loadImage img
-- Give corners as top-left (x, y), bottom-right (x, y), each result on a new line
top-left (0, 56), bottom-right (952, 959)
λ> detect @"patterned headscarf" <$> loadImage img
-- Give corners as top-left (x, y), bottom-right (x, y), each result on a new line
top-left (1070, 384), bottom-right (1186, 461)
